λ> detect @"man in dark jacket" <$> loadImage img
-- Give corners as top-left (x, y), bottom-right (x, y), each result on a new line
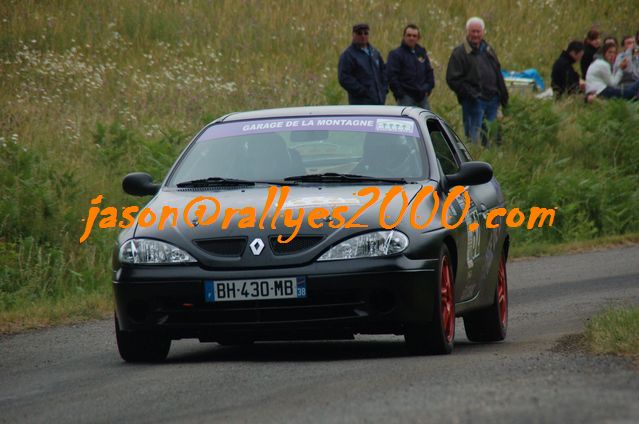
top-left (551, 41), bottom-right (585, 98)
top-left (580, 29), bottom-right (601, 79)
top-left (387, 24), bottom-right (435, 109)
top-left (338, 23), bottom-right (388, 105)
top-left (446, 17), bottom-right (508, 146)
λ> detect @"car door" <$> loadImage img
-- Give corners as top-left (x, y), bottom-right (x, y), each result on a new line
top-left (424, 117), bottom-right (482, 302)
top-left (440, 120), bottom-right (504, 297)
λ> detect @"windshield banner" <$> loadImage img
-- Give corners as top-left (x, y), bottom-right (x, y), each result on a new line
top-left (199, 116), bottom-right (419, 140)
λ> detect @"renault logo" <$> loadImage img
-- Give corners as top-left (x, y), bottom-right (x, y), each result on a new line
top-left (249, 238), bottom-right (265, 256)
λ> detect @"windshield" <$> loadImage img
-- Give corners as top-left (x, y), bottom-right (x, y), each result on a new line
top-left (169, 116), bottom-right (427, 185)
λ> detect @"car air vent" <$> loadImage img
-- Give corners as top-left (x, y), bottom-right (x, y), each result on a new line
top-left (269, 235), bottom-right (324, 255)
top-left (194, 237), bottom-right (247, 257)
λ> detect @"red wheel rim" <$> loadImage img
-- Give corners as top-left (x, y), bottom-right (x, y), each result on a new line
top-left (441, 256), bottom-right (455, 343)
top-left (497, 255), bottom-right (508, 328)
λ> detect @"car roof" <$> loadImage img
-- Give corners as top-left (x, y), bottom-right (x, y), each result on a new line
top-left (217, 105), bottom-right (438, 123)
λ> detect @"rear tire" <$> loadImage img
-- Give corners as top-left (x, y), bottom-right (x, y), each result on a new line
top-left (463, 251), bottom-right (508, 342)
top-left (115, 315), bottom-right (171, 362)
top-left (405, 244), bottom-right (455, 355)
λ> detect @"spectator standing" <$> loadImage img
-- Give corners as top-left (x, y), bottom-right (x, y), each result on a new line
top-left (586, 43), bottom-right (639, 100)
top-left (581, 29), bottom-right (601, 79)
top-left (338, 23), bottom-right (388, 105)
top-left (446, 17), bottom-right (508, 146)
top-left (386, 24), bottom-right (435, 109)
top-left (551, 41), bottom-right (585, 97)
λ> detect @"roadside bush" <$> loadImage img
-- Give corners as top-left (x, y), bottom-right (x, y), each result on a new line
top-left (480, 97), bottom-right (639, 248)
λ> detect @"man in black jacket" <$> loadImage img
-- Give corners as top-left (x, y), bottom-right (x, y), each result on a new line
top-left (446, 17), bottom-right (508, 146)
top-left (338, 23), bottom-right (388, 105)
top-left (580, 29), bottom-right (601, 79)
top-left (551, 41), bottom-right (585, 98)
top-left (387, 24), bottom-right (435, 109)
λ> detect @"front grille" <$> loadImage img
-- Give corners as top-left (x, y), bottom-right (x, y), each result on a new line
top-left (194, 237), bottom-right (247, 257)
top-left (269, 235), bottom-right (324, 255)
top-left (155, 288), bottom-right (366, 325)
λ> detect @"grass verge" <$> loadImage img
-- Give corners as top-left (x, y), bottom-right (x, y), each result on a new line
top-left (584, 307), bottom-right (639, 361)
top-left (0, 291), bottom-right (112, 335)
top-left (510, 233), bottom-right (639, 260)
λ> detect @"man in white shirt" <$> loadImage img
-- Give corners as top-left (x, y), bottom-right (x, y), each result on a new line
top-left (613, 35), bottom-right (639, 88)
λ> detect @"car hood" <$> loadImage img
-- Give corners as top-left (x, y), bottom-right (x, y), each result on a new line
top-left (133, 183), bottom-right (428, 269)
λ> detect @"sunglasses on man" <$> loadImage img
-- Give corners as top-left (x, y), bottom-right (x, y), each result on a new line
top-left (356, 30), bottom-right (369, 35)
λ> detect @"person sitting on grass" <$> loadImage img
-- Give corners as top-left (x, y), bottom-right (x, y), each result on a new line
top-left (551, 41), bottom-right (585, 98)
top-left (585, 43), bottom-right (639, 102)
top-left (613, 35), bottom-right (639, 88)
top-left (603, 36), bottom-right (618, 49)
top-left (581, 29), bottom-right (601, 79)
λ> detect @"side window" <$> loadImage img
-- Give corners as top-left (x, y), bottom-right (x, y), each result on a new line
top-left (442, 121), bottom-right (473, 162)
top-left (427, 119), bottom-right (460, 175)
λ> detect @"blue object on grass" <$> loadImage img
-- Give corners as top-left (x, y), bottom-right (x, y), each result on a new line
top-left (501, 68), bottom-right (545, 91)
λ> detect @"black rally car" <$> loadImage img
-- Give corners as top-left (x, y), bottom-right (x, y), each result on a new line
top-left (113, 106), bottom-right (509, 362)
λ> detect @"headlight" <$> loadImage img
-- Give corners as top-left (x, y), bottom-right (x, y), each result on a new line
top-left (119, 239), bottom-right (197, 264)
top-left (317, 230), bottom-right (409, 261)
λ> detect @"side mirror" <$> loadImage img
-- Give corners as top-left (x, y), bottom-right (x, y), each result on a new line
top-left (446, 161), bottom-right (493, 187)
top-left (122, 172), bottom-right (160, 196)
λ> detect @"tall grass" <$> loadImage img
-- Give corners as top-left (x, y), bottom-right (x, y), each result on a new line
top-left (1, 0), bottom-right (638, 331)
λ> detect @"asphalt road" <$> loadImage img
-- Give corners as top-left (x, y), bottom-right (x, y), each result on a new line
top-left (2, 245), bottom-right (639, 424)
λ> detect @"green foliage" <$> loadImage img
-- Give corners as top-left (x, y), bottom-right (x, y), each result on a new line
top-left (0, 236), bottom-right (111, 311)
top-left (0, 136), bottom-right (61, 243)
top-left (0, 120), bottom-right (184, 315)
top-left (93, 121), bottom-right (137, 165)
top-left (323, 79), bottom-right (345, 105)
top-left (576, 100), bottom-right (639, 172)
top-left (479, 97), bottom-right (639, 249)
top-left (91, 121), bottom-right (185, 177)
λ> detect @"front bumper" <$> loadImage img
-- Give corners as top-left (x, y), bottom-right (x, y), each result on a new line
top-left (113, 256), bottom-right (438, 341)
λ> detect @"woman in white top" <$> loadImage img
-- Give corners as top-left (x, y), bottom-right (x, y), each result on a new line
top-left (585, 43), bottom-right (639, 101)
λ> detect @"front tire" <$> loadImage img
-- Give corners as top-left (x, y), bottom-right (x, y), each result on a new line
top-left (405, 244), bottom-right (455, 355)
top-left (463, 251), bottom-right (508, 342)
top-left (115, 315), bottom-right (171, 362)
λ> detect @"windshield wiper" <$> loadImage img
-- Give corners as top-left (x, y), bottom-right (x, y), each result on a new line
top-left (284, 172), bottom-right (406, 184)
top-left (176, 177), bottom-right (294, 188)
top-left (176, 177), bottom-right (254, 188)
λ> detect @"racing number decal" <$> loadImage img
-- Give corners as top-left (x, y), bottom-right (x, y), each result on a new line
top-left (466, 207), bottom-right (481, 269)
top-left (455, 195), bottom-right (481, 270)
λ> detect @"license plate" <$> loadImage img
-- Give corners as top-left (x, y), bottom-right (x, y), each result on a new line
top-left (204, 277), bottom-right (307, 302)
